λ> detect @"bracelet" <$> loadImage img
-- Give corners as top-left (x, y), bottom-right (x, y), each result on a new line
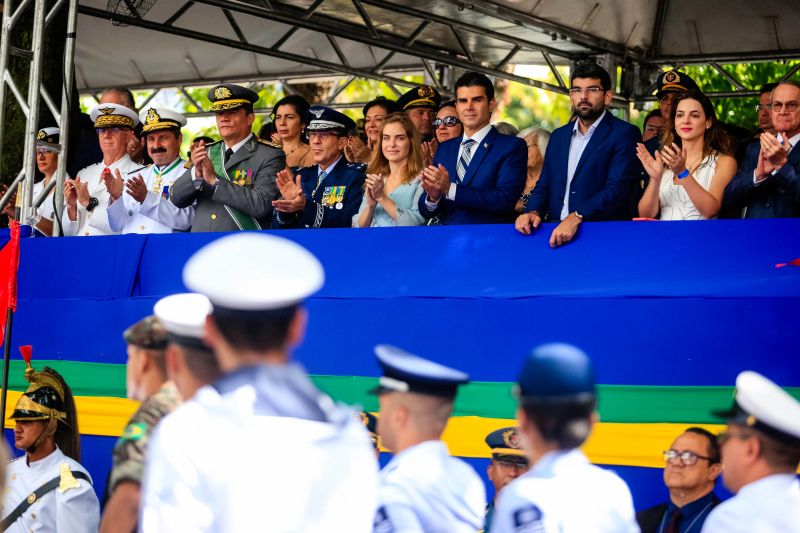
top-left (676, 169), bottom-right (690, 179)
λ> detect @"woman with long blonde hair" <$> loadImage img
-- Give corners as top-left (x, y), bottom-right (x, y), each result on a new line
top-left (354, 113), bottom-right (426, 227)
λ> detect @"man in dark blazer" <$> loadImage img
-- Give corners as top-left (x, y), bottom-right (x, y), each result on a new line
top-left (637, 428), bottom-right (722, 533)
top-left (515, 63), bottom-right (641, 247)
top-left (271, 106), bottom-right (365, 229)
top-left (171, 84), bottom-right (284, 232)
top-left (723, 80), bottom-right (800, 218)
top-left (418, 71), bottom-right (527, 225)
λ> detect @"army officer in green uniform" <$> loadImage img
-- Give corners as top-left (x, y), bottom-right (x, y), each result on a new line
top-left (170, 84), bottom-right (285, 231)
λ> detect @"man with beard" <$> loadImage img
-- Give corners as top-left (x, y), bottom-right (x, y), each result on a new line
top-left (106, 107), bottom-right (194, 233)
top-left (419, 71), bottom-right (527, 225)
top-left (515, 63), bottom-right (640, 247)
top-left (170, 84), bottom-right (284, 232)
top-left (62, 103), bottom-right (143, 236)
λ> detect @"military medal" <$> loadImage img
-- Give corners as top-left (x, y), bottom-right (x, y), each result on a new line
top-left (336, 202), bottom-right (343, 209)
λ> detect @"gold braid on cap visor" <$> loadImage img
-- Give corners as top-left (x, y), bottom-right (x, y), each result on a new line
top-left (94, 115), bottom-right (134, 129)
top-left (10, 364), bottom-right (68, 422)
top-left (210, 99), bottom-right (251, 112)
top-left (141, 120), bottom-right (181, 133)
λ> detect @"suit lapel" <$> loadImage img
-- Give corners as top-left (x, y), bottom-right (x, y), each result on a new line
top-left (461, 127), bottom-right (495, 186)
top-left (788, 138), bottom-right (800, 167)
top-left (571, 113), bottom-right (613, 179)
top-left (225, 136), bottom-right (255, 170)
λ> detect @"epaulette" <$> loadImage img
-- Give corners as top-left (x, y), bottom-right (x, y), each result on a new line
top-left (127, 165), bottom-right (149, 175)
top-left (258, 139), bottom-right (282, 150)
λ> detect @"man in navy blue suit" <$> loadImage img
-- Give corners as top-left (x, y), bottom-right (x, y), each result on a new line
top-left (271, 106), bottom-right (365, 228)
top-left (515, 63), bottom-right (641, 247)
top-left (723, 81), bottom-right (800, 218)
top-left (418, 71), bottom-right (527, 225)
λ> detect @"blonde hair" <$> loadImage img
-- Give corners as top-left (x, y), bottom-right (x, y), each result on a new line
top-left (367, 113), bottom-right (424, 184)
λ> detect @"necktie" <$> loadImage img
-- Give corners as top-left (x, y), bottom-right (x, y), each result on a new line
top-left (664, 508), bottom-right (682, 533)
top-left (457, 139), bottom-right (476, 182)
top-left (224, 147), bottom-right (234, 163)
top-left (316, 170), bottom-right (327, 188)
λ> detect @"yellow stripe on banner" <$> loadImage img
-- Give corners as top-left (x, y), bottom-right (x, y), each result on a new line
top-left (439, 416), bottom-right (726, 469)
top-left (2, 391), bottom-right (140, 437)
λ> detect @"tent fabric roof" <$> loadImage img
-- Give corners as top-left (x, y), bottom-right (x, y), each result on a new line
top-left (75, 0), bottom-right (800, 96)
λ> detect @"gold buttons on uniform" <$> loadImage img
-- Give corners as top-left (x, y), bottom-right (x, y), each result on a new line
top-left (27, 493), bottom-right (36, 504)
top-left (211, 214), bottom-right (217, 220)
top-left (140, 226), bottom-right (145, 231)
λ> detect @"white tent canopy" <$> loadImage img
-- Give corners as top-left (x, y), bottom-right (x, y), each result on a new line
top-left (74, 0), bottom-right (800, 100)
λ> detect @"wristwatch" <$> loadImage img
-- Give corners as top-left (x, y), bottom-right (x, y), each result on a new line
top-left (574, 211), bottom-right (584, 220)
top-left (676, 169), bottom-right (690, 179)
top-left (86, 196), bottom-right (99, 212)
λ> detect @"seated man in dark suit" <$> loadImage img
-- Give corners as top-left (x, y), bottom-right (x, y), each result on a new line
top-left (637, 428), bottom-right (722, 533)
top-left (723, 80), bottom-right (800, 218)
top-left (271, 106), bottom-right (365, 228)
top-left (418, 71), bottom-right (527, 225)
top-left (515, 63), bottom-right (641, 247)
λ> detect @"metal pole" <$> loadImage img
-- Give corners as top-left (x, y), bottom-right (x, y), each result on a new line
top-left (20, 0), bottom-right (47, 227)
top-left (0, 0), bottom-right (20, 176)
top-left (0, 308), bottom-right (13, 433)
top-left (53, 0), bottom-right (78, 236)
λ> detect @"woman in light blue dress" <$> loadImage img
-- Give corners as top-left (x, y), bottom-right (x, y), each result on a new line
top-left (354, 113), bottom-right (425, 227)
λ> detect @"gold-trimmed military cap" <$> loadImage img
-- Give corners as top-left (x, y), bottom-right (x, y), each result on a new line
top-left (10, 346), bottom-right (68, 423)
top-left (139, 107), bottom-right (188, 134)
top-left (306, 106), bottom-right (356, 134)
top-left (36, 127), bottom-right (61, 152)
top-left (89, 102), bottom-right (139, 130)
top-left (485, 427), bottom-right (527, 461)
top-left (397, 85), bottom-right (441, 111)
top-left (208, 84), bottom-right (259, 112)
top-left (655, 70), bottom-right (700, 98)
top-left (123, 315), bottom-right (168, 350)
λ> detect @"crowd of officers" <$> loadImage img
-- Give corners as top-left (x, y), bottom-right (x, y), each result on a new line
top-left (1, 231), bottom-right (799, 532)
top-left (14, 63), bottom-right (800, 242)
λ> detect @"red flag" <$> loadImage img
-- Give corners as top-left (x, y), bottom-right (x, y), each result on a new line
top-left (0, 220), bottom-right (21, 345)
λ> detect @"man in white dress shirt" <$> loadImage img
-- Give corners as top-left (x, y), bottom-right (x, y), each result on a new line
top-left (372, 344), bottom-right (486, 532)
top-left (2, 354), bottom-right (99, 532)
top-left (62, 103), bottom-right (143, 236)
top-left (491, 343), bottom-right (638, 533)
top-left (107, 107), bottom-right (194, 233)
top-left (701, 371), bottom-right (800, 532)
top-left (142, 233), bottom-right (378, 532)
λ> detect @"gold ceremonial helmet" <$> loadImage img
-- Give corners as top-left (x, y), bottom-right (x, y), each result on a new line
top-left (9, 346), bottom-right (68, 423)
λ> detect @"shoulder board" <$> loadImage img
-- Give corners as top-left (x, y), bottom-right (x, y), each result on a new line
top-left (258, 139), bottom-right (282, 150)
top-left (127, 165), bottom-right (149, 175)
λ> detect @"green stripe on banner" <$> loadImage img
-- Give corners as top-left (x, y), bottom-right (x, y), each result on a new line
top-left (9, 361), bottom-right (800, 424)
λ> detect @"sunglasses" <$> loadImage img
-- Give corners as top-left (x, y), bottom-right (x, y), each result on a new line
top-left (433, 116), bottom-right (460, 129)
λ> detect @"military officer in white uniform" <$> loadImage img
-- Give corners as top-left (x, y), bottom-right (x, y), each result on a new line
top-left (141, 233), bottom-right (378, 532)
top-left (491, 343), bottom-right (638, 533)
top-left (701, 371), bottom-right (800, 532)
top-left (371, 344), bottom-right (486, 533)
top-left (2, 354), bottom-right (100, 532)
top-left (62, 102), bottom-right (143, 236)
top-left (107, 107), bottom-right (193, 233)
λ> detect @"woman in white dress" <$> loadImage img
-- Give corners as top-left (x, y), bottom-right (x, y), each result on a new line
top-left (637, 91), bottom-right (736, 220)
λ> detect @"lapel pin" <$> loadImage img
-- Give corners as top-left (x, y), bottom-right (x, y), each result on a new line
top-left (484, 143), bottom-right (489, 148)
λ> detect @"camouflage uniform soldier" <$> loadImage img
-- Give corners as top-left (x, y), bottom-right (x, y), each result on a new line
top-left (100, 316), bottom-right (181, 533)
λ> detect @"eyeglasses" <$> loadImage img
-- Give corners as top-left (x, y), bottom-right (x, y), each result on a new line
top-left (569, 87), bottom-right (605, 95)
top-left (307, 131), bottom-right (340, 140)
top-left (433, 116), bottom-right (460, 129)
top-left (768, 101), bottom-right (799, 112)
top-left (494, 459), bottom-right (528, 471)
top-left (662, 449), bottom-right (715, 466)
top-left (96, 127), bottom-right (130, 135)
top-left (755, 104), bottom-right (770, 112)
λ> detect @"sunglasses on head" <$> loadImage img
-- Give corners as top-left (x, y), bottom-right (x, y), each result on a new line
top-left (433, 116), bottom-right (460, 129)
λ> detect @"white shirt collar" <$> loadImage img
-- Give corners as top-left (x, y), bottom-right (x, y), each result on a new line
top-left (319, 154), bottom-right (343, 176)
top-left (102, 153), bottom-right (132, 169)
top-left (225, 133), bottom-right (253, 154)
top-left (777, 131), bottom-right (800, 150)
top-left (461, 123), bottom-right (493, 146)
top-left (572, 110), bottom-right (607, 137)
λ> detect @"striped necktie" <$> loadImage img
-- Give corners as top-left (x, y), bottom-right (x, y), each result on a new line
top-left (316, 170), bottom-right (327, 188)
top-left (457, 139), bottom-right (476, 182)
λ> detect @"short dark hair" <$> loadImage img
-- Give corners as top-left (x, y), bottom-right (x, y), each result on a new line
top-left (181, 346), bottom-right (221, 385)
top-left (102, 87), bottom-right (136, 110)
top-left (644, 108), bottom-right (662, 125)
top-left (521, 398), bottom-right (596, 449)
top-left (759, 82), bottom-right (778, 95)
top-left (363, 96), bottom-right (398, 117)
top-left (685, 427), bottom-right (721, 464)
top-left (455, 71), bottom-right (495, 101)
top-left (570, 64), bottom-right (612, 92)
top-left (272, 94), bottom-right (311, 124)
top-left (439, 100), bottom-right (457, 111)
top-left (211, 306), bottom-right (297, 352)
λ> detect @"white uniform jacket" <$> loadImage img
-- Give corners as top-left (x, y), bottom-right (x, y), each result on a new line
top-left (491, 449), bottom-right (638, 533)
top-left (61, 155), bottom-right (142, 236)
top-left (701, 473), bottom-right (800, 533)
top-left (107, 157), bottom-right (193, 233)
top-left (141, 363), bottom-right (379, 533)
top-left (374, 440), bottom-right (486, 533)
top-left (2, 447), bottom-right (100, 533)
